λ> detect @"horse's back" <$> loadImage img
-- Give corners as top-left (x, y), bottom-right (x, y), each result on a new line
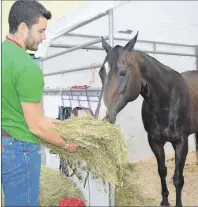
top-left (181, 70), bottom-right (198, 92)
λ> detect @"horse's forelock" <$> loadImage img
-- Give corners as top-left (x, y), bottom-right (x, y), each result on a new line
top-left (106, 45), bottom-right (122, 72)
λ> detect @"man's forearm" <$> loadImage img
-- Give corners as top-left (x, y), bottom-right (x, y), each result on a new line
top-left (21, 102), bottom-right (68, 148)
top-left (46, 117), bottom-right (61, 124)
top-left (29, 116), bottom-right (66, 148)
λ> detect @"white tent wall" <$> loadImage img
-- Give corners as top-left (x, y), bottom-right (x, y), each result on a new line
top-left (39, 1), bottom-right (198, 164)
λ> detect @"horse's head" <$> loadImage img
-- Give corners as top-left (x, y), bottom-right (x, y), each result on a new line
top-left (95, 32), bottom-right (141, 123)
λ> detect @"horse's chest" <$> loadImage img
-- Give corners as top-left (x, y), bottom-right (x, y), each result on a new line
top-left (142, 105), bottom-right (185, 140)
top-left (146, 113), bottom-right (171, 137)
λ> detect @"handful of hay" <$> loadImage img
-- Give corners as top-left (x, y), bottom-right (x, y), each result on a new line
top-left (40, 115), bottom-right (128, 185)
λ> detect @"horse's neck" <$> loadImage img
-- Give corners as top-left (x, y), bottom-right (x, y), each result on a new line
top-left (137, 52), bottom-right (174, 111)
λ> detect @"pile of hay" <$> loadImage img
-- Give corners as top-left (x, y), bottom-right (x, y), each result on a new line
top-left (39, 165), bottom-right (84, 206)
top-left (2, 165), bottom-right (85, 206)
top-left (115, 163), bottom-right (156, 206)
top-left (40, 115), bottom-right (128, 185)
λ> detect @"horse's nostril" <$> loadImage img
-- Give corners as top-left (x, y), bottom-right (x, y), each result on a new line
top-left (102, 115), bottom-right (116, 124)
top-left (102, 115), bottom-right (108, 121)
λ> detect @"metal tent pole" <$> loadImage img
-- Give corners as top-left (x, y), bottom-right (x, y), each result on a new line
top-left (44, 63), bottom-right (102, 77)
top-left (42, 36), bottom-right (108, 61)
top-left (61, 32), bottom-right (195, 48)
top-left (107, 9), bottom-right (115, 207)
top-left (108, 9), bottom-right (114, 47)
top-left (53, 12), bottom-right (108, 41)
top-left (49, 43), bottom-right (196, 57)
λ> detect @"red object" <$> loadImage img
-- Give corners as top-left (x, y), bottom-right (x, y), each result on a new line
top-left (58, 198), bottom-right (85, 207)
top-left (6, 36), bottom-right (23, 49)
top-left (71, 85), bottom-right (90, 90)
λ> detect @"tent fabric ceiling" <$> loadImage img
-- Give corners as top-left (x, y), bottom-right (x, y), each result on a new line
top-left (35, 1), bottom-right (198, 58)
top-left (35, 1), bottom-right (128, 58)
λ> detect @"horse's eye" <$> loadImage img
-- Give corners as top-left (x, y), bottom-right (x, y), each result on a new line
top-left (119, 70), bottom-right (127, 77)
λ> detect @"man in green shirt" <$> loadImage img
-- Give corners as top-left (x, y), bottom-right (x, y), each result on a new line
top-left (2, 1), bottom-right (78, 206)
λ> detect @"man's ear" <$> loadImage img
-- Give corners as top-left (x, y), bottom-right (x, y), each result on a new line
top-left (18, 22), bottom-right (28, 37)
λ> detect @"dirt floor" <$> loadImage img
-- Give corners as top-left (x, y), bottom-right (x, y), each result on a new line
top-left (116, 151), bottom-right (198, 206)
top-left (1, 152), bottom-right (197, 206)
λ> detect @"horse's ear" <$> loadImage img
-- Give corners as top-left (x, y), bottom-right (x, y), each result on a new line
top-left (124, 31), bottom-right (139, 51)
top-left (101, 36), bottom-right (112, 53)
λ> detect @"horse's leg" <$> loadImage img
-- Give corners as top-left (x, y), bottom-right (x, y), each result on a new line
top-left (148, 135), bottom-right (170, 206)
top-left (172, 138), bottom-right (188, 207)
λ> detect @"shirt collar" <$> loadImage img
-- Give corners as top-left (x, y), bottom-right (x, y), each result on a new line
top-left (6, 35), bottom-right (24, 49)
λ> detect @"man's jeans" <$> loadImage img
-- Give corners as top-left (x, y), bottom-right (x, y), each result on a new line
top-left (1, 137), bottom-right (41, 206)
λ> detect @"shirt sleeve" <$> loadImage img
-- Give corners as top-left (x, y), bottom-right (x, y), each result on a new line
top-left (15, 64), bottom-right (44, 102)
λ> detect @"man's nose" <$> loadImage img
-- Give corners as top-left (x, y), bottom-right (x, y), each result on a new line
top-left (42, 33), bottom-right (46, 41)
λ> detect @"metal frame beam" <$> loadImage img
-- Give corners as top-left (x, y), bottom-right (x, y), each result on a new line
top-left (42, 36), bottom-right (108, 61)
top-left (53, 12), bottom-right (108, 41)
top-left (44, 63), bottom-right (102, 77)
top-left (61, 32), bottom-right (195, 48)
top-left (44, 87), bottom-right (102, 93)
top-left (50, 43), bottom-right (103, 50)
top-left (49, 43), bottom-right (196, 57)
top-left (43, 87), bottom-right (102, 98)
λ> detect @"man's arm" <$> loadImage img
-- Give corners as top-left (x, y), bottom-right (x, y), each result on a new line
top-left (46, 117), bottom-right (61, 124)
top-left (16, 64), bottom-right (77, 152)
top-left (21, 101), bottom-right (78, 152)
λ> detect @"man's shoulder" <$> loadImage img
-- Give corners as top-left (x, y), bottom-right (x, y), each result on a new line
top-left (3, 40), bottom-right (29, 58)
top-left (2, 40), bottom-right (41, 71)
top-left (2, 39), bottom-right (22, 53)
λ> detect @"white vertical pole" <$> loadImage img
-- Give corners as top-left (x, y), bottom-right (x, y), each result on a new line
top-left (108, 9), bottom-right (114, 47)
top-left (108, 8), bottom-right (115, 207)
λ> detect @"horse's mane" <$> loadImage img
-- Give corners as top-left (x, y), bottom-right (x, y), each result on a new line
top-left (135, 50), bottom-right (176, 73)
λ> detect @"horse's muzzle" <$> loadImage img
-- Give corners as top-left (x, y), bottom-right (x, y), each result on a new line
top-left (102, 114), bottom-right (116, 124)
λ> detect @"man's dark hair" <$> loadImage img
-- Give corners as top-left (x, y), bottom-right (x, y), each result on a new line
top-left (8, 0), bottom-right (52, 34)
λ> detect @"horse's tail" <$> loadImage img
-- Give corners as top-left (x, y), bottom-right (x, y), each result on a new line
top-left (195, 132), bottom-right (198, 165)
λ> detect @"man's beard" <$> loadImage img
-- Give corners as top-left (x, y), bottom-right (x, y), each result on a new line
top-left (24, 34), bottom-right (38, 51)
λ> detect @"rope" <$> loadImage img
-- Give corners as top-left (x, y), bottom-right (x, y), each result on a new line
top-left (89, 63), bottom-right (97, 85)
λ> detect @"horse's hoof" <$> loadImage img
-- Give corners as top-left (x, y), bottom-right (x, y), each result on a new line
top-left (160, 200), bottom-right (171, 206)
top-left (161, 204), bottom-right (171, 207)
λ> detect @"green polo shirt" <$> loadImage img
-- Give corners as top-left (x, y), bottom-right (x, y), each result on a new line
top-left (2, 39), bottom-right (44, 143)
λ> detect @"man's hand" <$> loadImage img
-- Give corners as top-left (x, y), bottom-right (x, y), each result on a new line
top-left (65, 143), bottom-right (79, 153)
top-left (47, 117), bottom-right (61, 124)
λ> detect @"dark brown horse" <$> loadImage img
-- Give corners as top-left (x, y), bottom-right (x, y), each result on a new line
top-left (95, 33), bottom-right (198, 207)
